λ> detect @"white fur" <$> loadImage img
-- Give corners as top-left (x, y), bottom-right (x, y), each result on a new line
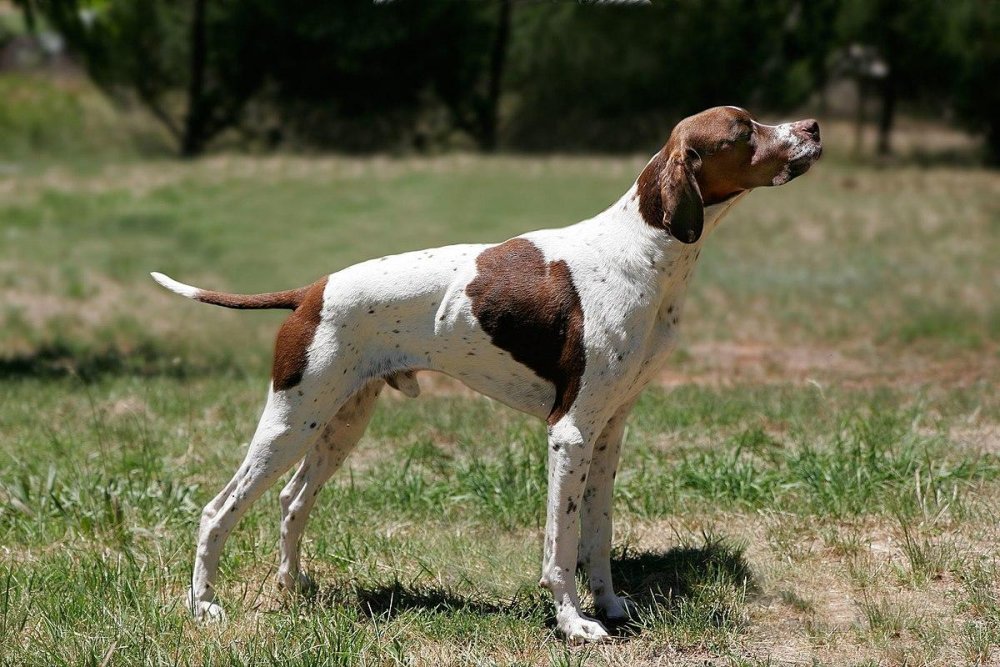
top-left (150, 271), bottom-right (200, 299)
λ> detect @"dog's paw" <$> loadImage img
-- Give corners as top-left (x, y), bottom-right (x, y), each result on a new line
top-left (187, 588), bottom-right (226, 623)
top-left (559, 615), bottom-right (610, 644)
top-left (278, 570), bottom-right (318, 596)
top-left (191, 600), bottom-right (227, 623)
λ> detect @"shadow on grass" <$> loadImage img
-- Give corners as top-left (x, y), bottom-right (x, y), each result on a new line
top-left (311, 537), bottom-right (755, 636)
top-left (0, 341), bottom-right (242, 380)
top-left (610, 537), bottom-right (756, 607)
top-left (314, 579), bottom-right (549, 621)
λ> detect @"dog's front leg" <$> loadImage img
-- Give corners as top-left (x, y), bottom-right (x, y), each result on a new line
top-left (579, 400), bottom-right (637, 623)
top-left (540, 417), bottom-right (608, 643)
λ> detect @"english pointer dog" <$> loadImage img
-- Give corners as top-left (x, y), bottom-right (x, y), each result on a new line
top-left (153, 106), bottom-right (821, 642)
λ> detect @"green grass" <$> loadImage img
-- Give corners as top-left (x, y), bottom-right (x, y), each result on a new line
top-left (1, 102), bottom-right (999, 664)
top-left (1, 377), bottom-right (998, 665)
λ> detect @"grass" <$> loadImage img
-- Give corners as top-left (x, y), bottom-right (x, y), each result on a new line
top-left (1, 84), bottom-right (999, 663)
top-left (2, 377), bottom-right (998, 665)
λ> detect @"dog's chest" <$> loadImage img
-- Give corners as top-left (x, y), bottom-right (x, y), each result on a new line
top-left (637, 296), bottom-right (685, 378)
top-left (595, 247), bottom-right (700, 395)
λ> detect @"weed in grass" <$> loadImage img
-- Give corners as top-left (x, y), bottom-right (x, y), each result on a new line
top-left (726, 658), bottom-right (780, 667)
top-left (893, 519), bottom-right (956, 587)
top-left (548, 644), bottom-right (592, 667)
top-left (821, 525), bottom-right (867, 560)
top-left (857, 595), bottom-right (920, 644)
top-left (787, 412), bottom-right (989, 519)
top-left (956, 558), bottom-right (1000, 621)
top-left (961, 619), bottom-right (999, 666)
top-left (846, 553), bottom-right (882, 592)
top-left (764, 513), bottom-right (818, 563)
top-left (777, 589), bottom-right (815, 615)
top-left (0, 463), bottom-right (200, 544)
top-left (625, 407), bottom-right (997, 523)
top-left (802, 616), bottom-right (840, 650)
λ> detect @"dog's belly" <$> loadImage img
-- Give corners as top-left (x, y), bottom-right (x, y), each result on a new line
top-left (434, 352), bottom-right (556, 420)
top-left (421, 316), bottom-right (556, 419)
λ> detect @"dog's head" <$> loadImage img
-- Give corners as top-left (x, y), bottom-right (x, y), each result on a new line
top-left (639, 106), bottom-right (822, 243)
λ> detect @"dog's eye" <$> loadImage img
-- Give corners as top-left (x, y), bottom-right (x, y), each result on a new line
top-left (737, 127), bottom-right (753, 142)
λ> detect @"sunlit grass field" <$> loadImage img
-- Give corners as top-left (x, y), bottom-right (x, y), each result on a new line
top-left (2, 136), bottom-right (999, 664)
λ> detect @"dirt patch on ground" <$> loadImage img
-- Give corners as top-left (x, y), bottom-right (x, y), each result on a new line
top-left (661, 341), bottom-right (869, 387)
top-left (949, 423), bottom-right (1000, 453)
top-left (381, 341), bottom-right (997, 403)
top-left (665, 340), bottom-right (1000, 391)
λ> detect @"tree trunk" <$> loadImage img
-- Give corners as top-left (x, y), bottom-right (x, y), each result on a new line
top-left (876, 70), bottom-right (895, 156)
top-left (480, 0), bottom-right (511, 152)
top-left (987, 119), bottom-right (1000, 167)
top-left (181, 0), bottom-right (209, 157)
top-left (854, 79), bottom-right (867, 156)
top-left (15, 0), bottom-right (37, 33)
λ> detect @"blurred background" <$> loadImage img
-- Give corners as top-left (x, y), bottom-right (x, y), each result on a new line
top-left (1, 0), bottom-right (997, 161)
top-left (1, 0), bottom-right (998, 380)
top-left (1, 0), bottom-right (997, 381)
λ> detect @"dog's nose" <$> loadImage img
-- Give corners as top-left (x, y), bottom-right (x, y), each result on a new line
top-left (794, 119), bottom-right (820, 142)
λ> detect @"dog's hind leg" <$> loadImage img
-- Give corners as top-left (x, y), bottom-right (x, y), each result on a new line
top-left (276, 380), bottom-right (384, 594)
top-left (188, 383), bottom-right (348, 621)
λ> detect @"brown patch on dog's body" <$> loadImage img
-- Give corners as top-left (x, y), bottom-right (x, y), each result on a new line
top-left (271, 277), bottom-right (328, 391)
top-left (466, 238), bottom-right (585, 425)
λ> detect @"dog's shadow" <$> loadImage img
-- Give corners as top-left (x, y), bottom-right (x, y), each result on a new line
top-left (311, 539), bottom-right (754, 634)
top-left (609, 539), bottom-right (755, 608)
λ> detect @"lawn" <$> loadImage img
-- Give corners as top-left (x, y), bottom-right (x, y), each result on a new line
top-left (1, 126), bottom-right (999, 664)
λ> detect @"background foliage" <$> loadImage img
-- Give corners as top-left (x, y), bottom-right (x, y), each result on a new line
top-left (8, 0), bottom-right (999, 160)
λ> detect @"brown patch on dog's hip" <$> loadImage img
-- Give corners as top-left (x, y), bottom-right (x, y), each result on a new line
top-left (271, 277), bottom-right (328, 392)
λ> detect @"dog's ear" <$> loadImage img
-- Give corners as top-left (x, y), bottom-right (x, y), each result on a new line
top-left (661, 146), bottom-right (704, 244)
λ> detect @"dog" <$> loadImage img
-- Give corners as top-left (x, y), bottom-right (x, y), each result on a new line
top-left (152, 106), bottom-right (821, 642)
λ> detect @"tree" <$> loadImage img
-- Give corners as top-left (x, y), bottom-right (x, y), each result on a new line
top-left (437, 0), bottom-right (511, 152)
top-left (950, 0), bottom-right (1000, 165)
top-left (21, 0), bottom-right (269, 157)
top-left (252, 0), bottom-right (503, 152)
top-left (835, 0), bottom-right (956, 156)
top-left (504, 0), bottom-right (823, 152)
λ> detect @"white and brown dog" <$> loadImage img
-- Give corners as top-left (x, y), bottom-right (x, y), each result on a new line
top-left (153, 106), bottom-right (821, 642)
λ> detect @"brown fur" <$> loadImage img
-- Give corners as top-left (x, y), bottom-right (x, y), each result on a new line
top-left (637, 148), bottom-right (704, 242)
top-left (465, 238), bottom-right (585, 425)
top-left (195, 286), bottom-right (311, 310)
top-left (271, 277), bottom-right (328, 391)
top-left (638, 107), bottom-right (818, 237)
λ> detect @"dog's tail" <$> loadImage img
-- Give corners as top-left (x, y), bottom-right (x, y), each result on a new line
top-left (150, 272), bottom-right (310, 310)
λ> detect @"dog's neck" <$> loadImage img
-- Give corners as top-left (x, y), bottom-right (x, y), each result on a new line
top-left (607, 180), bottom-right (748, 251)
top-left (701, 190), bottom-right (750, 236)
top-left (591, 182), bottom-right (751, 312)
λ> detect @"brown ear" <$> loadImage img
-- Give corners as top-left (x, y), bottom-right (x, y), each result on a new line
top-left (661, 147), bottom-right (704, 244)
